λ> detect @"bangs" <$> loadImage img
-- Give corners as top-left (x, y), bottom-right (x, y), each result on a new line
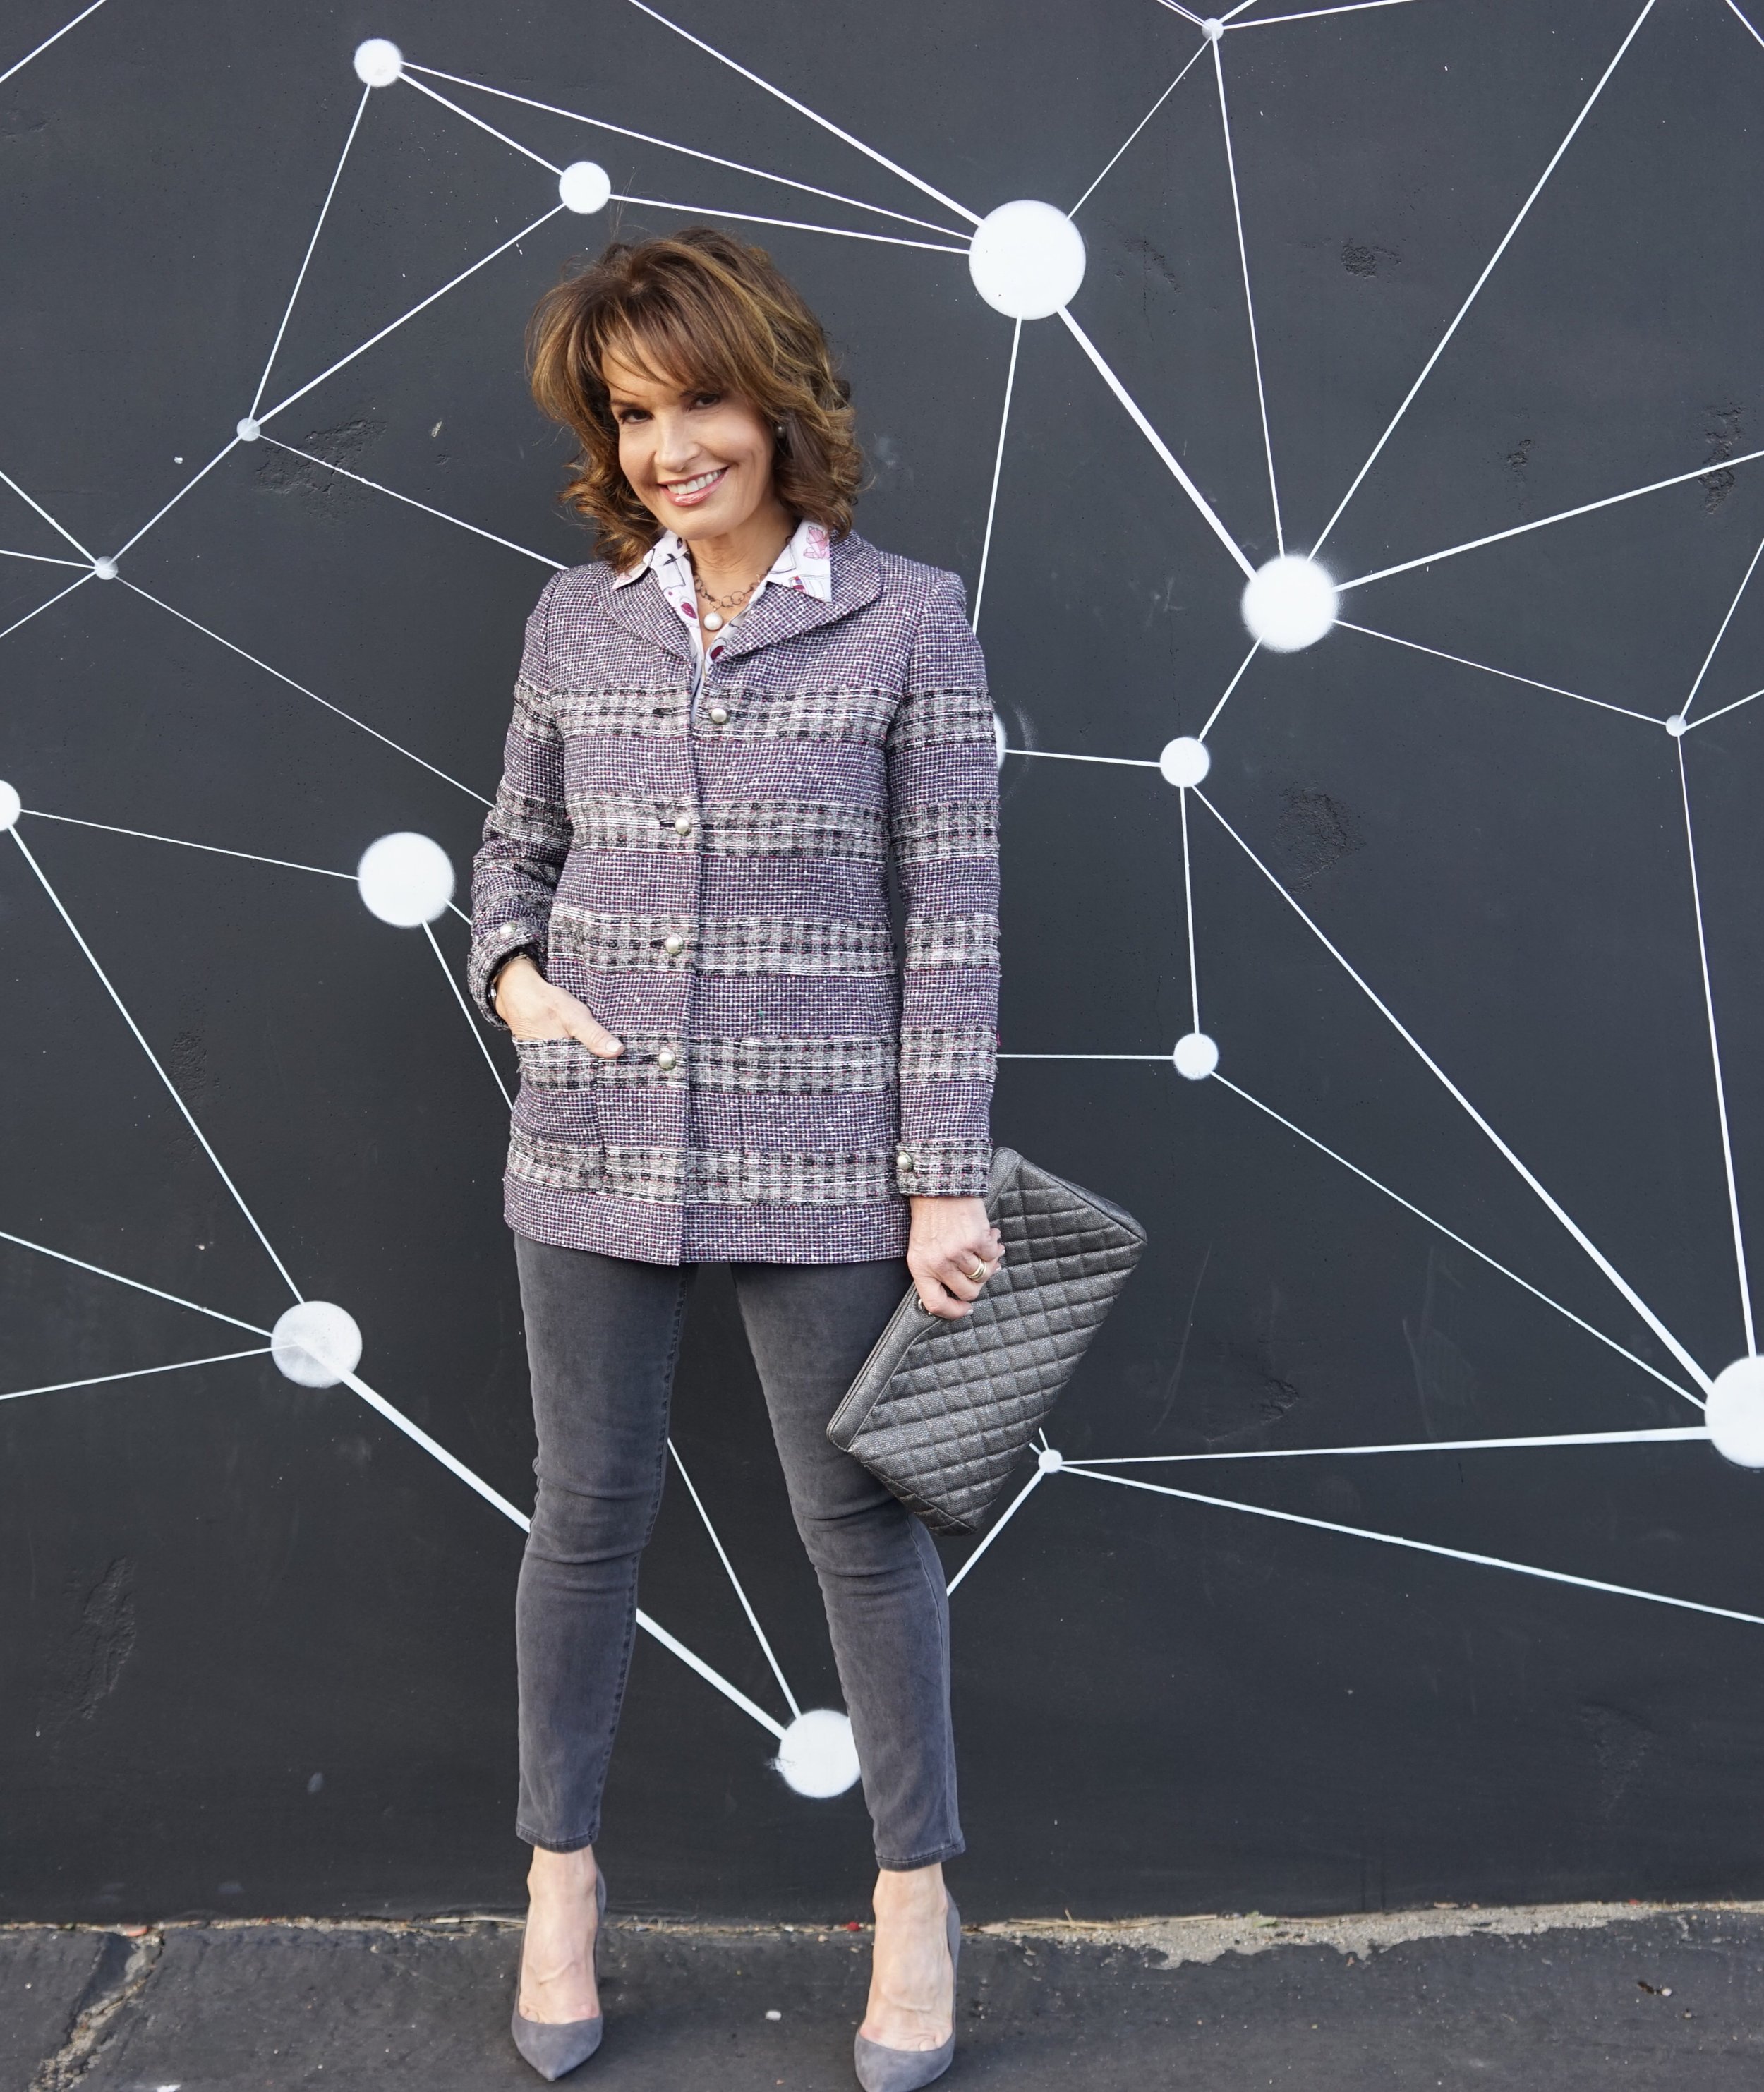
top-left (588, 301), bottom-right (730, 401)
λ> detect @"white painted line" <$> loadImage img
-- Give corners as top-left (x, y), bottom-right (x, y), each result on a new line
top-left (668, 1439), bottom-right (802, 1719)
top-left (1059, 310), bottom-right (1257, 578)
top-left (947, 1466), bottom-right (1046, 1594)
top-left (1336, 621), bottom-right (1663, 726)
top-left (972, 320), bottom-right (1022, 635)
top-left (1194, 790), bottom-right (1715, 1394)
top-left (0, 0), bottom-right (113, 90)
top-left (3, 1348), bottom-right (274, 1405)
top-left (1212, 37), bottom-right (1283, 551)
top-left (1063, 1463), bottom-right (1764, 1629)
top-left (120, 579), bottom-right (493, 806)
top-left (250, 85), bottom-right (375, 418)
top-left (423, 921), bottom-right (513, 1109)
top-left (1072, 42), bottom-right (1210, 215)
top-left (9, 827), bottom-right (303, 1302)
top-left (1213, 1075), bottom-right (1704, 1408)
top-left (617, 0), bottom-right (981, 225)
top-left (1676, 744), bottom-right (1756, 1354)
top-left (1311, 0), bottom-right (1658, 556)
top-left (610, 191), bottom-right (967, 254)
top-left (24, 806), bottom-right (356, 882)
top-left (258, 438), bottom-right (566, 571)
top-left (0, 1228), bottom-right (274, 1338)
top-left (1072, 1427), bottom-right (1710, 1467)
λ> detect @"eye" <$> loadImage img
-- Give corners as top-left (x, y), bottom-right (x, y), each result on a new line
top-left (614, 406), bottom-right (648, 425)
top-left (691, 390), bottom-right (723, 409)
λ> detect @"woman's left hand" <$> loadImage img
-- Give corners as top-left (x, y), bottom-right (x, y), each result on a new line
top-left (907, 1196), bottom-right (1004, 1320)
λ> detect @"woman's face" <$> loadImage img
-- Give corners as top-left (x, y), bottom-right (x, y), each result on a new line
top-left (603, 349), bottom-right (780, 543)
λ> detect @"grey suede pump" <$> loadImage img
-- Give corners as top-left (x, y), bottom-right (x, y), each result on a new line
top-left (510, 1868), bottom-right (608, 2081)
top-left (852, 1894), bottom-right (961, 2092)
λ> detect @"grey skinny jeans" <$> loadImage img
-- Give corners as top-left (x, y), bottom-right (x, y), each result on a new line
top-left (512, 1233), bottom-right (964, 1872)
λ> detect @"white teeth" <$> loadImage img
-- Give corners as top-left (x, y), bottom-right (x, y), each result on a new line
top-left (667, 468), bottom-right (724, 496)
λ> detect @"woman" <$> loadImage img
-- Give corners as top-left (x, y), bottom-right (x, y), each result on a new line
top-left (467, 228), bottom-right (1002, 2088)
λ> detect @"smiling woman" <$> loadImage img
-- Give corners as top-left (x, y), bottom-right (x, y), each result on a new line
top-left (470, 229), bottom-right (1002, 2089)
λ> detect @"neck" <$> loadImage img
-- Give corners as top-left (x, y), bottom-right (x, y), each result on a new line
top-left (682, 492), bottom-right (795, 595)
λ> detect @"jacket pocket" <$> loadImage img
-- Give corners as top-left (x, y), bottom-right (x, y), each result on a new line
top-left (508, 1036), bottom-right (605, 1190)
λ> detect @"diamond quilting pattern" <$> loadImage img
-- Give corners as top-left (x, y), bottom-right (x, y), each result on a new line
top-left (828, 1149), bottom-right (1147, 1534)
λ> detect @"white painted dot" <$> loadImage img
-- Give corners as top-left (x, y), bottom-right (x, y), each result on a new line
top-left (993, 712), bottom-right (1008, 768)
top-left (272, 1302), bottom-right (363, 1389)
top-left (765, 2009), bottom-right (783, 2021)
top-left (968, 200), bottom-right (1086, 321)
top-left (352, 37), bottom-right (402, 87)
top-left (1173, 1031), bottom-right (1219, 1080)
top-left (1240, 555), bottom-right (1339, 653)
top-left (774, 1709), bottom-right (860, 1798)
top-left (1706, 1355), bottom-right (1764, 1468)
top-left (1666, 713), bottom-right (1687, 738)
top-left (558, 161), bottom-right (612, 214)
top-left (0, 780), bottom-right (20, 830)
top-left (1159, 736), bottom-right (1211, 788)
top-left (1037, 1446), bottom-right (1065, 1473)
top-left (91, 557), bottom-right (116, 580)
top-left (357, 832), bottom-right (455, 926)
top-left (1202, 16), bottom-right (1224, 37)
top-left (236, 417), bottom-right (262, 443)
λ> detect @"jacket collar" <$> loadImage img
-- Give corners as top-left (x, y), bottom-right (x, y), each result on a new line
top-left (600, 528), bottom-right (882, 666)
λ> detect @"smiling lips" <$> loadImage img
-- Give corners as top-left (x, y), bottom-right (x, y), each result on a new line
top-left (662, 466), bottom-right (728, 507)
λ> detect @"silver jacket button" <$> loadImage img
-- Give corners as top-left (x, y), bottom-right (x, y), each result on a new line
top-left (673, 813), bottom-right (694, 836)
top-left (663, 933), bottom-right (684, 955)
top-left (896, 1149), bottom-right (915, 1173)
top-left (656, 1047), bottom-right (678, 1071)
top-left (706, 704), bottom-right (729, 725)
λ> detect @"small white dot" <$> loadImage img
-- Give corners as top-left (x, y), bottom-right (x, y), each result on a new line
top-left (1037, 1446), bottom-right (1065, 1473)
top-left (272, 1302), bottom-right (363, 1389)
top-left (1707, 1355), bottom-right (1764, 1468)
top-left (1241, 555), bottom-right (1338, 653)
top-left (1159, 736), bottom-right (1211, 788)
top-left (357, 833), bottom-right (455, 926)
top-left (92, 557), bottom-right (117, 580)
top-left (1173, 1032), bottom-right (1219, 1080)
top-left (559, 162), bottom-right (612, 214)
top-left (773, 1708), bottom-right (860, 1798)
top-left (765, 2009), bottom-right (783, 2021)
top-left (352, 37), bottom-right (402, 87)
top-left (1666, 713), bottom-right (1687, 738)
top-left (968, 200), bottom-right (1086, 320)
top-left (173, 454), bottom-right (184, 464)
top-left (236, 417), bottom-right (262, 443)
top-left (0, 780), bottom-right (20, 830)
top-left (1202, 16), bottom-right (1224, 36)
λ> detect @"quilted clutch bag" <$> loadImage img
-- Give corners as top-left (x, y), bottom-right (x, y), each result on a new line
top-left (826, 1147), bottom-right (1147, 1535)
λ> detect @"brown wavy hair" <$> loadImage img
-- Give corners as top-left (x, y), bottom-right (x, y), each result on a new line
top-left (526, 228), bottom-right (863, 572)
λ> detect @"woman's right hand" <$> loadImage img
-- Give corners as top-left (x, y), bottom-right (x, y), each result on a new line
top-left (492, 955), bottom-right (624, 1058)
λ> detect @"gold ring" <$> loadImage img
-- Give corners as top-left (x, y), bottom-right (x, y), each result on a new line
top-left (966, 1262), bottom-right (987, 1282)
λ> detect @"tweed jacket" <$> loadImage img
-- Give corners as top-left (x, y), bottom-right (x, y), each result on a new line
top-left (466, 528), bottom-right (1001, 1265)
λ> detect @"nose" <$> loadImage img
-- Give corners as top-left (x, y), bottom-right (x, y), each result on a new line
top-left (651, 411), bottom-right (701, 478)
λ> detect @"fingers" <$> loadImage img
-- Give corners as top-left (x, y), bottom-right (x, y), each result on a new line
top-left (557, 998), bottom-right (622, 1057)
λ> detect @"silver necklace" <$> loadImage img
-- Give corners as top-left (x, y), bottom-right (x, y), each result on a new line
top-left (694, 569), bottom-right (765, 633)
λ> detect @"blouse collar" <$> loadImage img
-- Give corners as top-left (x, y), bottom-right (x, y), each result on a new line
top-left (613, 516), bottom-right (833, 655)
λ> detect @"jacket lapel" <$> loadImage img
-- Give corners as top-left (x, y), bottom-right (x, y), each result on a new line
top-left (601, 567), bottom-right (696, 666)
top-left (715, 531), bottom-right (883, 663)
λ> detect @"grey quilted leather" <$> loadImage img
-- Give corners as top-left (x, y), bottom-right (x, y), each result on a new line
top-left (827, 1148), bottom-right (1147, 1535)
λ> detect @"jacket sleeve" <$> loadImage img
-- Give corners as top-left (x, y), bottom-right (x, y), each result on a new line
top-left (886, 569), bottom-right (1000, 1197)
top-left (466, 572), bottom-right (572, 1029)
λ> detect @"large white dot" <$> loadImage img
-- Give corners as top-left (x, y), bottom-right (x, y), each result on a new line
top-left (559, 162), bottom-right (612, 214)
top-left (236, 417), bottom-right (262, 443)
top-left (1159, 736), bottom-right (1211, 788)
top-left (1666, 714), bottom-right (1688, 739)
top-left (968, 201), bottom-right (1086, 321)
top-left (1173, 1032), bottom-right (1219, 1080)
top-left (357, 832), bottom-right (454, 926)
top-left (1240, 555), bottom-right (1339, 653)
top-left (774, 1709), bottom-right (860, 1798)
top-left (353, 37), bottom-right (402, 87)
top-left (993, 713), bottom-right (1008, 768)
top-left (272, 1302), bottom-right (363, 1389)
top-left (0, 780), bottom-right (19, 830)
top-left (1707, 1355), bottom-right (1764, 1468)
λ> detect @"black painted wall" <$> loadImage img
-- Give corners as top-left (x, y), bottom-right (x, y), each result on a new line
top-left (5, 0), bottom-right (1764, 1925)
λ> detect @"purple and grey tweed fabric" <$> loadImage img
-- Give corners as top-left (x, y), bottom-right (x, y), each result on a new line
top-left (466, 529), bottom-right (1000, 1264)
